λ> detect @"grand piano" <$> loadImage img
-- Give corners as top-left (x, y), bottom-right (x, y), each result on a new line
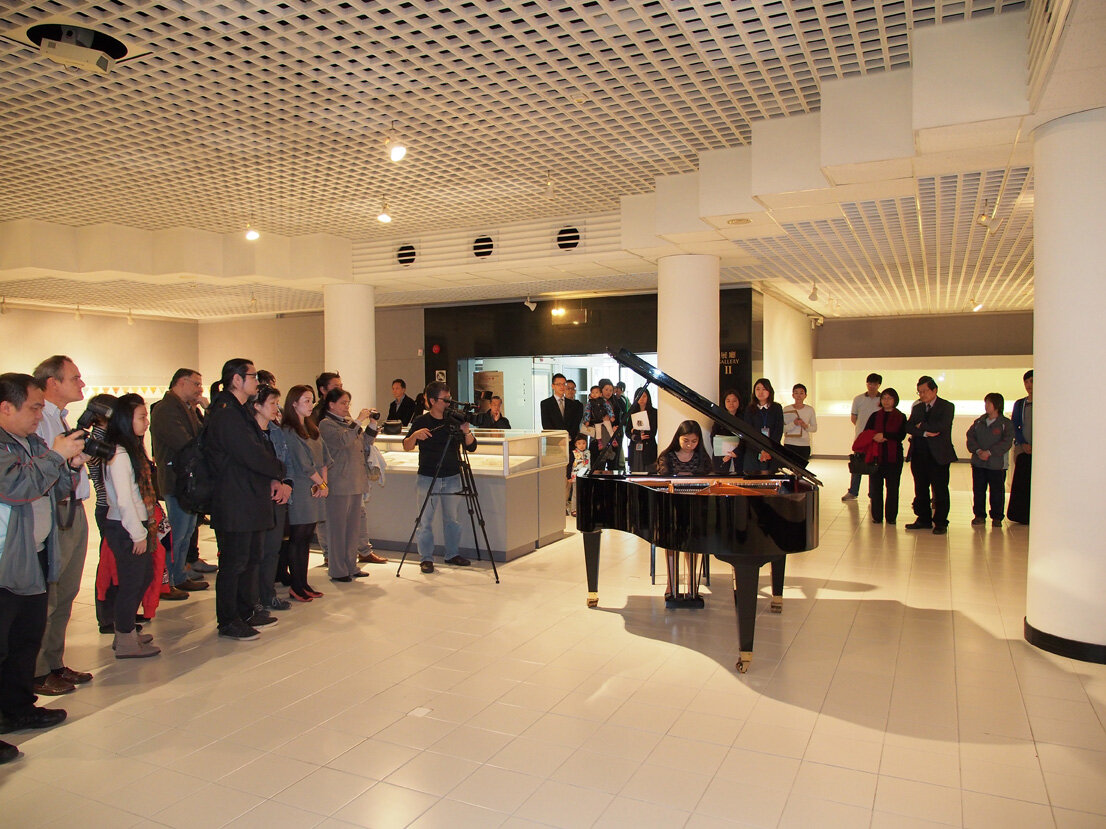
top-left (576, 350), bottom-right (821, 672)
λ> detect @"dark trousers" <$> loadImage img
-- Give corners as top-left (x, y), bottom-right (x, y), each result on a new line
top-left (0, 586), bottom-right (48, 719)
top-left (287, 523), bottom-right (316, 596)
top-left (1008, 452), bottom-right (1032, 523)
top-left (911, 457), bottom-right (951, 527)
top-left (972, 466), bottom-right (1007, 520)
top-left (868, 460), bottom-right (903, 522)
top-left (258, 504), bottom-right (287, 605)
top-left (103, 520), bottom-right (154, 634)
top-left (93, 505), bottom-right (115, 628)
top-left (213, 529), bottom-right (263, 628)
top-left (787, 445), bottom-right (811, 463)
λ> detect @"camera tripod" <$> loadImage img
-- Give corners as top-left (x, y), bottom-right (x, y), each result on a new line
top-left (396, 423), bottom-right (500, 583)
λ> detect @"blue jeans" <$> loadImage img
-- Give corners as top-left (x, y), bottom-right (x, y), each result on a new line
top-left (415, 474), bottom-right (463, 562)
top-left (849, 471), bottom-right (862, 496)
top-left (165, 495), bottom-right (199, 587)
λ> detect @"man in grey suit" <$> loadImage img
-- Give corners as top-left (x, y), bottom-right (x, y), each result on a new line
top-left (905, 375), bottom-right (956, 535)
top-left (540, 374), bottom-right (584, 513)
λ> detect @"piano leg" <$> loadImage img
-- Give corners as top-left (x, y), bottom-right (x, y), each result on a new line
top-left (769, 557), bottom-right (785, 613)
top-left (583, 530), bottom-right (601, 607)
top-left (731, 563), bottom-right (761, 673)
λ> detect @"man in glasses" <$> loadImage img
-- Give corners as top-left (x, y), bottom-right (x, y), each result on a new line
top-left (402, 381), bottom-right (476, 573)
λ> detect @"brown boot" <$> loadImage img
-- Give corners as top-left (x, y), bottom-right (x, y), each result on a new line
top-left (113, 630), bottom-right (161, 659)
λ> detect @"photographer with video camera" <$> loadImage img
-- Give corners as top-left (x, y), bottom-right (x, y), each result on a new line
top-left (402, 381), bottom-right (477, 573)
top-left (319, 388), bottom-right (379, 582)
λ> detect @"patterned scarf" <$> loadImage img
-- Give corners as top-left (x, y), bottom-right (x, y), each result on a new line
top-left (137, 455), bottom-right (159, 539)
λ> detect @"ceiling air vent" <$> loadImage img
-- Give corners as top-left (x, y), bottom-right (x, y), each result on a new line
top-left (556, 226), bottom-right (581, 251)
top-left (396, 244), bottom-right (416, 267)
top-left (473, 235), bottom-right (494, 258)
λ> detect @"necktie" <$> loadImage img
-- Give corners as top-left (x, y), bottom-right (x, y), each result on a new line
top-left (558, 397), bottom-right (564, 417)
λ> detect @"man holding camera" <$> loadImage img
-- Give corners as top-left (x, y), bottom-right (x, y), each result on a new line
top-left (402, 381), bottom-right (476, 573)
top-left (0, 372), bottom-right (89, 762)
top-left (31, 356), bottom-right (94, 696)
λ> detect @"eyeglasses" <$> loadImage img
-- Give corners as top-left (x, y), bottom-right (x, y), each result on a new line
top-left (437, 396), bottom-right (452, 403)
top-left (244, 372), bottom-right (258, 379)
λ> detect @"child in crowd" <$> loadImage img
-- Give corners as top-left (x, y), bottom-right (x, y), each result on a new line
top-left (569, 433), bottom-right (590, 516)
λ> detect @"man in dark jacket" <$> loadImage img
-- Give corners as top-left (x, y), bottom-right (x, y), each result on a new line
top-left (387, 379), bottom-right (418, 426)
top-left (905, 375), bottom-right (957, 535)
top-left (204, 359), bottom-right (286, 641)
top-left (150, 368), bottom-right (207, 595)
top-left (540, 374), bottom-right (584, 512)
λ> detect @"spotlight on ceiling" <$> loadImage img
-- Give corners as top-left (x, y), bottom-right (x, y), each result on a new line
top-left (378, 199), bottom-right (392, 224)
top-left (384, 120), bottom-right (406, 162)
top-left (74, 305), bottom-right (82, 321)
top-left (245, 224), bottom-right (260, 241)
top-left (971, 299), bottom-right (984, 312)
top-left (808, 283), bottom-right (819, 302)
top-left (523, 297), bottom-right (537, 312)
top-left (126, 309), bottom-right (134, 326)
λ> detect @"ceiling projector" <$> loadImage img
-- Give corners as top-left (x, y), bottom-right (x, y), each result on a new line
top-left (39, 37), bottom-right (114, 75)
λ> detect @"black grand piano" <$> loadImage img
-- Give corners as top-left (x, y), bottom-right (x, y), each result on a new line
top-left (576, 349), bottom-right (821, 672)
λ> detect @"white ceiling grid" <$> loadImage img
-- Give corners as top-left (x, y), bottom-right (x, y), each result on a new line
top-left (0, 0), bottom-right (1037, 319)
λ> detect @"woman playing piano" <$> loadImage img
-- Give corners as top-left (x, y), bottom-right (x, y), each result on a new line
top-left (656, 421), bottom-right (714, 606)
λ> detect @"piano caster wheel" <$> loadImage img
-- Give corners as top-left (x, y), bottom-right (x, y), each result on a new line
top-left (735, 654), bottom-right (751, 674)
top-left (587, 592), bottom-right (599, 608)
top-left (770, 597), bottom-right (783, 613)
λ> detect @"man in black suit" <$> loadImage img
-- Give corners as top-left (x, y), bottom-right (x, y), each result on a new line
top-left (540, 374), bottom-right (584, 513)
top-left (387, 378), bottom-right (418, 425)
top-left (905, 375), bottom-right (957, 535)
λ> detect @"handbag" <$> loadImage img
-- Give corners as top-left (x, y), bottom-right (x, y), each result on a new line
top-left (848, 452), bottom-right (877, 475)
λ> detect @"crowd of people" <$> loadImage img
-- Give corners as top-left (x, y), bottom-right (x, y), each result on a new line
top-left (0, 357), bottom-right (482, 765)
top-left (0, 357), bottom-right (1035, 765)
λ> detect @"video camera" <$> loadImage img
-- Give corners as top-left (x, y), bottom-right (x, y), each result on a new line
top-left (444, 400), bottom-right (478, 425)
top-left (64, 399), bottom-right (115, 461)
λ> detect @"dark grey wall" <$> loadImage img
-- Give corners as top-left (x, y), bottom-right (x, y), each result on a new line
top-left (815, 312), bottom-right (1033, 359)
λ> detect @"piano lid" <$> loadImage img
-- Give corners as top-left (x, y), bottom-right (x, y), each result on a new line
top-left (611, 348), bottom-right (822, 488)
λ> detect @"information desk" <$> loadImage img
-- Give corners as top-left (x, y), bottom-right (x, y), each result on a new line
top-left (365, 430), bottom-right (569, 562)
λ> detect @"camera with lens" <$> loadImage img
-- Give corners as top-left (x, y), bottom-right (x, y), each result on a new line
top-left (444, 400), bottom-right (477, 425)
top-left (65, 399), bottom-right (115, 461)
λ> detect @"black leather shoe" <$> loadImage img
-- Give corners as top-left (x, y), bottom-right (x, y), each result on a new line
top-left (420, 560), bottom-right (434, 574)
top-left (0, 707), bottom-right (67, 733)
top-left (330, 575), bottom-right (352, 583)
top-left (933, 526), bottom-right (948, 535)
top-left (904, 521), bottom-right (933, 530)
top-left (445, 555), bottom-right (471, 566)
top-left (0, 740), bottom-right (19, 764)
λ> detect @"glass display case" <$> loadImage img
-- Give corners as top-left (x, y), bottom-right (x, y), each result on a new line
top-left (366, 430), bottom-right (569, 561)
top-left (373, 430), bottom-right (567, 476)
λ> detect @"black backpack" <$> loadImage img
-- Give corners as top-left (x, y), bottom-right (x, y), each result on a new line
top-left (171, 427), bottom-right (213, 514)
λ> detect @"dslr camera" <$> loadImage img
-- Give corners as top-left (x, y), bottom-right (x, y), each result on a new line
top-left (65, 399), bottom-right (115, 460)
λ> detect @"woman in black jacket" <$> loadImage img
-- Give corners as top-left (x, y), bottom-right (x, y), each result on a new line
top-left (626, 387), bottom-right (658, 473)
top-left (203, 358), bottom-right (286, 641)
top-left (741, 378), bottom-right (784, 475)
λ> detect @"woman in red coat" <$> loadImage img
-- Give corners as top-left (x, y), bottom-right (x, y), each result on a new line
top-left (864, 388), bottom-right (907, 524)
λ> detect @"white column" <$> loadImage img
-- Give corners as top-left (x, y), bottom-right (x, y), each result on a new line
top-left (657, 254), bottom-right (720, 443)
top-left (1025, 107), bottom-right (1106, 661)
top-left (323, 283), bottom-right (377, 411)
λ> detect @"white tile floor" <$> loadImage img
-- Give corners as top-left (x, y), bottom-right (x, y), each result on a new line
top-left (3, 461), bottom-right (1105, 828)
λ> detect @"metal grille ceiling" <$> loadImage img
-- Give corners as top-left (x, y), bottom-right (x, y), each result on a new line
top-left (0, 0), bottom-right (1032, 318)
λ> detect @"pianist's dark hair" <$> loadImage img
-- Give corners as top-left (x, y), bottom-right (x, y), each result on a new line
top-left (657, 420), bottom-right (712, 466)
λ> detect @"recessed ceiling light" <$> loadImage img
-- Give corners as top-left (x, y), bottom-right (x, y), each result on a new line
top-left (245, 225), bottom-right (260, 241)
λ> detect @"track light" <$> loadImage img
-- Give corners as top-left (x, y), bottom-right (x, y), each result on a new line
top-left (126, 309), bottom-right (134, 326)
top-left (0, 297), bottom-right (5, 315)
top-left (377, 199), bottom-right (392, 224)
top-left (808, 282), bottom-right (818, 302)
top-left (384, 120), bottom-right (406, 162)
top-left (971, 298), bottom-right (984, 312)
top-left (249, 292), bottom-right (258, 311)
top-left (245, 224), bottom-right (260, 241)
top-left (74, 305), bottom-right (82, 321)
top-left (523, 297), bottom-right (537, 312)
